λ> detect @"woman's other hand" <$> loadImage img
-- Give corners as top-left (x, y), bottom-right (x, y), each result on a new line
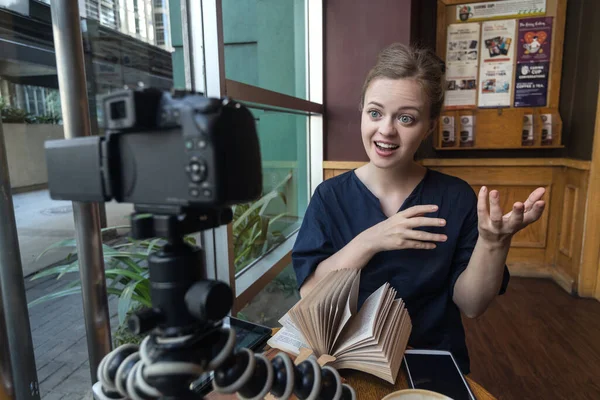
top-left (477, 186), bottom-right (546, 248)
top-left (363, 204), bottom-right (448, 252)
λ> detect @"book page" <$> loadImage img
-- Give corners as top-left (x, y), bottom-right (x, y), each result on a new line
top-left (288, 270), bottom-right (339, 353)
top-left (332, 271), bottom-right (361, 346)
top-left (332, 283), bottom-right (388, 355)
top-left (335, 300), bottom-right (400, 361)
top-left (333, 287), bottom-right (396, 357)
top-left (278, 312), bottom-right (308, 343)
top-left (319, 271), bottom-right (349, 356)
top-left (324, 270), bottom-right (356, 353)
top-left (266, 327), bottom-right (310, 356)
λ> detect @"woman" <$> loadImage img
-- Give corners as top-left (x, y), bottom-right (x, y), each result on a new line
top-left (291, 43), bottom-right (546, 374)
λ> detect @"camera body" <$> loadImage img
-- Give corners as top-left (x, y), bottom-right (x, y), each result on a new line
top-left (45, 88), bottom-right (262, 211)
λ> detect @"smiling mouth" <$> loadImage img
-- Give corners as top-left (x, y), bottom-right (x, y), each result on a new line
top-left (375, 141), bottom-right (399, 150)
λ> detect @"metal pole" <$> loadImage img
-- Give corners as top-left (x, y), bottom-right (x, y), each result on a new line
top-left (50, 1), bottom-right (112, 382)
top-left (0, 119), bottom-right (39, 399)
top-left (0, 268), bottom-right (15, 400)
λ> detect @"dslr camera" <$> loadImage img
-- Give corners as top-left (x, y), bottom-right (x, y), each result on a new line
top-left (45, 88), bottom-right (263, 212)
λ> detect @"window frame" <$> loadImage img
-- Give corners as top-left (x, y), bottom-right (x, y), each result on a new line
top-left (185, 0), bottom-right (323, 313)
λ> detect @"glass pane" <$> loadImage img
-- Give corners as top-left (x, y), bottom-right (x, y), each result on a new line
top-left (0, 2), bottom-right (185, 397)
top-left (233, 108), bottom-right (309, 274)
top-left (237, 264), bottom-right (300, 327)
top-left (221, 0), bottom-right (307, 99)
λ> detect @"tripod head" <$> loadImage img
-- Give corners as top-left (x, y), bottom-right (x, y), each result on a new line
top-left (126, 206), bottom-right (234, 337)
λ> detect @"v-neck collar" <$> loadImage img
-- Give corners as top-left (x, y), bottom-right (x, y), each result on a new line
top-left (351, 168), bottom-right (430, 216)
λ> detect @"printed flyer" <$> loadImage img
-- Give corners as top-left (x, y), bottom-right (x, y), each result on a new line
top-left (517, 17), bottom-right (553, 63)
top-left (445, 23), bottom-right (481, 107)
top-left (478, 19), bottom-right (516, 108)
top-left (514, 62), bottom-right (549, 107)
top-left (456, 1), bottom-right (546, 22)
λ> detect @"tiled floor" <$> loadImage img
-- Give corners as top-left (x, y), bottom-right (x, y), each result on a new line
top-left (25, 272), bottom-right (119, 399)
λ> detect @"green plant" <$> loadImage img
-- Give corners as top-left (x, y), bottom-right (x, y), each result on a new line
top-left (232, 171), bottom-right (292, 272)
top-left (29, 172), bottom-right (295, 344)
top-left (33, 113), bottom-right (62, 124)
top-left (0, 97), bottom-right (61, 124)
top-left (29, 227), bottom-right (156, 317)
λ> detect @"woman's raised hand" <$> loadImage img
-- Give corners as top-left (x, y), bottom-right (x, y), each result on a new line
top-left (476, 186), bottom-right (546, 247)
top-left (365, 205), bottom-right (447, 252)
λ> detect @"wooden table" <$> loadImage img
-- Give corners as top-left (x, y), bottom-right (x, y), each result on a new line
top-left (206, 338), bottom-right (497, 400)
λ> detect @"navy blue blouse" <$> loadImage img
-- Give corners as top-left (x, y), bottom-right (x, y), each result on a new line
top-left (291, 168), bottom-right (510, 374)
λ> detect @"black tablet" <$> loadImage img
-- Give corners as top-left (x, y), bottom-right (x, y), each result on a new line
top-left (403, 349), bottom-right (476, 400)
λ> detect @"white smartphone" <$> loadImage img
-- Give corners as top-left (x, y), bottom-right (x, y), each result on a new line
top-left (402, 349), bottom-right (476, 400)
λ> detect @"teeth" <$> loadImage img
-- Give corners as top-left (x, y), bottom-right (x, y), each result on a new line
top-left (375, 142), bottom-right (399, 149)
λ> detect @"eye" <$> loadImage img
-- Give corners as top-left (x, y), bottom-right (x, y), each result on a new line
top-left (368, 110), bottom-right (381, 119)
top-left (398, 114), bottom-right (415, 124)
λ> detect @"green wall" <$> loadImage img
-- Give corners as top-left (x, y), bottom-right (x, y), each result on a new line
top-left (169, 0), bottom-right (308, 216)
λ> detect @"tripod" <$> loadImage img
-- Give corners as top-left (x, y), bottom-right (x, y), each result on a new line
top-left (91, 207), bottom-right (356, 400)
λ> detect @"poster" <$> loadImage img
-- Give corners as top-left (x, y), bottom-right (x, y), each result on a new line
top-left (478, 19), bottom-right (516, 108)
top-left (517, 17), bottom-right (553, 63)
top-left (456, 0), bottom-right (546, 22)
top-left (445, 23), bottom-right (480, 107)
top-left (514, 62), bottom-right (549, 107)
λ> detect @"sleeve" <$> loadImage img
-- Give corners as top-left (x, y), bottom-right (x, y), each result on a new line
top-left (291, 188), bottom-right (336, 290)
top-left (449, 186), bottom-right (510, 298)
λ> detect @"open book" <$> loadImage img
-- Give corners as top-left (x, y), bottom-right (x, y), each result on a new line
top-left (267, 269), bottom-right (412, 384)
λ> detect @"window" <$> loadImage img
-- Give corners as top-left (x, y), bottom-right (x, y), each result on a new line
top-left (221, 0), bottom-right (307, 99)
top-left (191, 0), bottom-right (324, 315)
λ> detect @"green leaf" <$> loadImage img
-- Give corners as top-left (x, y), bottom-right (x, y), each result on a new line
top-left (57, 260), bottom-right (80, 280)
top-left (111, 257), bottom-right (145, 273)
top-left (30, 261), bottom-right (79, 281)
top-left (105, 269), bottom-right (146, 282)
top-left (233, 190), bottom-right (284, 230)
top-left (101, 225), bottom-right (130, 233)
top-left (146, 238), bottom-right (163, 255)
top-left (35, 238), bottom-right (77, 261)
top-left (118, 283), bottom-right (137, 325)
top-left (28, 287), bottom-right (81, 308)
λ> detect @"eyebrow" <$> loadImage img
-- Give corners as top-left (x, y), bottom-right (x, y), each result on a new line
top-left (366, 101), bottom-right (422, 113)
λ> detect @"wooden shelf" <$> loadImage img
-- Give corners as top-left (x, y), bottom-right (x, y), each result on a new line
top-left (434, 0), bottom-right (566, 152)
top-left (436, 145), bottom-right (565, 151)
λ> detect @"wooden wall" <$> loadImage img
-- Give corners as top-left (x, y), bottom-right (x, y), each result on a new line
top-left (323, 159), bottom-right (591, 295)
top-left (324, 0), bottom-right (414, 161)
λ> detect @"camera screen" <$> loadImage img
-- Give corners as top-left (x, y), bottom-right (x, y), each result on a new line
top-left (110, 100), bottom-right (127, 120)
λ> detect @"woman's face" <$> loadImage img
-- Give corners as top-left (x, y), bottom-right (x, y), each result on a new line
top-left (361, 78), bottom-right (431, 169)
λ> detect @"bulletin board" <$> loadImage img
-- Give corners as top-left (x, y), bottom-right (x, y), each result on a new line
top-left (434, 0), bottom-right (566, 150)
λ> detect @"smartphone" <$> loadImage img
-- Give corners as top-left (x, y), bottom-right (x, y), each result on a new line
top-left (190, 316), bottom-right (272, 395)
top-left (402, 349), bottom-right (476, 400)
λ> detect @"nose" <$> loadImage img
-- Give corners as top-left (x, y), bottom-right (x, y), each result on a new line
top-left (378, 117), bottom-right (396, 137)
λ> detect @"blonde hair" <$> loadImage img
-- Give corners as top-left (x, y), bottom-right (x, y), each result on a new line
top-left (359, 43), bottom-right (446, 121)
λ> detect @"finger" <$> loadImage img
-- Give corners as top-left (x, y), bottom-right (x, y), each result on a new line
top-left (489, 190), bottom-right (503, 226)
top-left (507, 202), bottom-right (524, 228)
top-left (403, 229), bottom-right (448, 243)
top-left (400, 204), bottom-right (439, 218)
top-left (523, 187), bottom-right (546, 212)
top-left (403, 217), bottom-right (447, 229)
top-left (523, 200), bottom-right (545, 225)
top-left (477, 186), bottom-right (489, 222)
top-left (402, 240), bottom-right (438, 250)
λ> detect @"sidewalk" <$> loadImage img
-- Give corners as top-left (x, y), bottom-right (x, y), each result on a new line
top-left (10, 189), bottom-right (132, 398)
top-left (12, 189), bottom-right (133, 277)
